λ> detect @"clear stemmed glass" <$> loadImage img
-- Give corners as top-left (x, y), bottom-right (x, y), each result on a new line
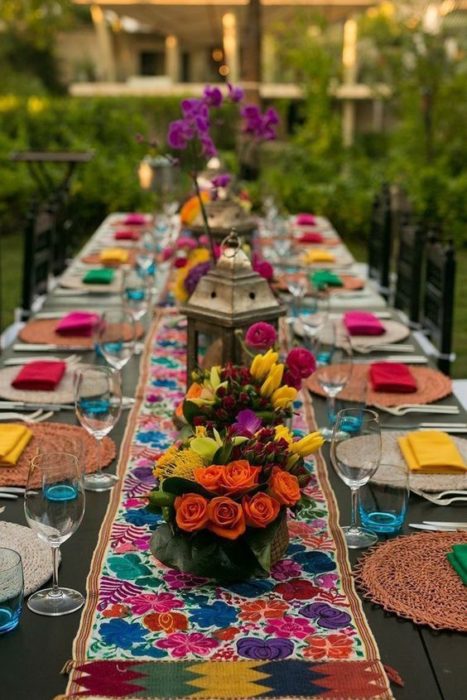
top-left (74, 365), bottom-right (122, 492)
top-left (96, 308), bottom-right (136, 371)
top-left (286, 267), bottom-right (308, 319)
top-left (122, 269), bottom-right (152, 321)
top-left (24, 452), bottom-right (85, 615)
top-left (330, 408), bottom-right (381, 549)
top-left (313, 321), bottom-right (353, 440)
top-left (136, 231), bottom-right (157, 277)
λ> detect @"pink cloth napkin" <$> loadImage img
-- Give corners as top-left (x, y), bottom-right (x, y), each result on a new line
top-left (369, 362), bottom-right (417, 393)
top-left (114, 230), bottom-right (140, 241)
top-left (55, 312), bottom-right (100, 337)
top-left (124, 214), bottom-right (146, 225)
top-left (12, 361), bottom-right (66, 391)
top-left (343, 311), bottom-right (385, 336)
top-left (297, 232), bottom-right (324, 244)
top-left (296, 213), bottom-right (316, 226)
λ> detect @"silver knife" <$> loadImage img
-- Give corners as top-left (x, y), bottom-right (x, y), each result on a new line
top-left (409, 523), bottom-right (467, 531)
top-left (13, 344), bottom-right (91, 352)
top-left (357, 355), bottom-right (428, 365)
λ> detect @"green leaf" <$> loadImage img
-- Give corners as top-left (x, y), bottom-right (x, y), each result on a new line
top-left (190, 436), bottom-right (219, 462)
top-left (245, 512), bottom-right (286, 573)
top-left (148, 490), bottom-right (175, 510)
top-left (162, 476), bottom-right (211, 498)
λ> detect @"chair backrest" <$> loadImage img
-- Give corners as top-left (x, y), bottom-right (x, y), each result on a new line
top-left (393, 214), bottom-right (426, 325)
top-left (21, 200), bottom-right (56, 317)
top-left (368, 183), bottom-right (392, 298)
top-left (421, 238), bottom-right (456, 375)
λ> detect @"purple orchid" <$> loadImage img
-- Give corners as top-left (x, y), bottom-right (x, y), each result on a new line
top-left (232, 409), bottom-right (263, 436)
top-left (203, 85), bottom-right (223, 108)
top-left (184, 261), bottom-right (211, 296)
top-left (227, 83), bottom-right (245, 103)
top-left (211, 173), bottom-right (231, 189)
top-left (241, 104), bottom-right (280, 142)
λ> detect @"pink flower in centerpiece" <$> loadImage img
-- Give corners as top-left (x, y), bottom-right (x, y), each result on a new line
top-left (283, 365), bottom-right (302, 390)
top-left (156, 632), bottom-right (219, 657)
top-left (174, 257), bottom-right (188, 268)
top-left (129, 592), bottom-right (184, 615)
top-left (264, 616), bottom-right (315, 639)
top-left (252, 256), bottom-right (274, 281)
top-left (286, 347), bottom-right (316, 380)
top-left (245, 322), bottom-right (277, 351)
top-left (177, 236), bottom-right (197, 250)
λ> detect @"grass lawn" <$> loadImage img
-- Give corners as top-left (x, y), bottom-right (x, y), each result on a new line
top-left (1, 232), bottom-right (466, 377)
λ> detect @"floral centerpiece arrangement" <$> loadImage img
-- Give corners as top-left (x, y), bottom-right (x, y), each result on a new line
top-left (149, 420), bottom-right (323, 581)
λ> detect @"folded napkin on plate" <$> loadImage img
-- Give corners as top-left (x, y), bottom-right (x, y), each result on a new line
top-left (12, 360), bottom-right (66, 391)
top-left (124, 214), bottom-right (146, 225)
top-left (398, 430), bottom-right (466, 474)
top-left (344, 311), bottom-right (385, 336)
top-left (114, 230), bottom-right (140, 241)
top-left (304, 249), bottom-right (335, 264)
top-left (296, 213), bottom-right (316, 226)
top-left (82, 268), bottom-right (115, 285)
top-left (297, 232), bottom-right (324, 244)
top-left (369, 362), bottom-right (417, 393)
top-left (100, 248), bottom-right (129, 265)
top-left (311, 270), bottom-right (343, 290)
top-left (0, 424), bottom-right (33, 467)
top-left (447, 544), bottom-right (467, 585)
top-left (55, 312), bottom-right (100, 337)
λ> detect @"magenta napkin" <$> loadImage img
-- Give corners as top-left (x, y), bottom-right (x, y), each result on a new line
top-left (296, 213), bottom-right (316, 226)
top-left (12, 361), bottom-right (66, 391)
top-left (114, 230), bottom-right (140, 241)
top-left (344, 311), bottom-right (385, 336)
top-left (55, 312), bottom-right (100, 337)
top-left (124, 214), bottom-right (146, 225)
top-left (297, 232), bottom-right (324, 244)
top-left (369, 362), bottom-right (417, 393)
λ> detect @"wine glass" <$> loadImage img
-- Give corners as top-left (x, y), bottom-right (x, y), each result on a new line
top-left (122, 269), bottom-right (151, 321)
top-left (285, 266), bottom-right (308, 319)
top-left (136, 231), bottom-right (157, 277)
top-left (330, 408), bottom-right (381, 549)
top-left (96, 308), bottom-right (136, 371)
top-left (313, 321), bottom-right (353, 440)
top-left (74, 365), bottom-right (122, 492)
top-left (24, 452), bottom-right (85, 615)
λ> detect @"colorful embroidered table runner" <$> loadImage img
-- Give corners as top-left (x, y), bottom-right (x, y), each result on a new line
top-left (62, 310), bottom-right (392, 700)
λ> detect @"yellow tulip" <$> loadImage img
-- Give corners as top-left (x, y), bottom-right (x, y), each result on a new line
top-left (290, 432), bottom-right (324, 457)
top-left (274, 425), bottom-right (293, 444)
top-left (250, 349), bottom-right (279, 382)
top-left (260, 363), bottom-right (284, 397)
top-left (272, 386), bottom-right (297, 410)
top-left (286, 453), bottom-right (300, 469)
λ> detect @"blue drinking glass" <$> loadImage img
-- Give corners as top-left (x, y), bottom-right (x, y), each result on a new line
top-left (359, 464), bottom-right (409, 535)
top-left (0, 548), bottom-right (23, 634)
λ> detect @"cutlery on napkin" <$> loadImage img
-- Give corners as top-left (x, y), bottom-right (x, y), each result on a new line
top-left (409, 522), bottom-right (467, 532)
top-left (13, 343), bottom-right (91, 353)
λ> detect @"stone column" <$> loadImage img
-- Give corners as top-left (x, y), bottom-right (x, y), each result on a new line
top-left (165, 35), bottom-right (180, 83)
top-left (90, 4), bottom-right (116, 81)
top-left (222, 12), bottom-right (240, 83)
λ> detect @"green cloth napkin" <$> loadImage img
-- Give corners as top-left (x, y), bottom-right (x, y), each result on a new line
top-left (447, 543), bottom-right (467, 585)
top-left (82, 269), bottom-right (115, 285)
top-left (310, 270), bottom-right (343, 290)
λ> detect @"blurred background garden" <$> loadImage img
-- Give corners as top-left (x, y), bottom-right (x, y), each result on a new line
top-left (1, 0), bottom-right (466, 372)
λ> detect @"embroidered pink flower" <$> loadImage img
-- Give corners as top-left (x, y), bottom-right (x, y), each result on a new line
top-left (113, 543), bottom-right (138, 554)
top-left (264, 616), bottom-right (315, 639)
top-left (271, 558), bottom-right (302, 581)
top-left (129, 592), bottom-right (184, 615)
top-left (303, 633), bottom-right (354, 660)
top-left (163, 570), bottom-right (207, 590)
top-left (315, 573), bottom-right (339, 589)
top-left (123, 498), bottom-right (143, 509)
top-left (133, 535), bottom-right (151, 551)
top-left (156, 632), bottom-right (219, 657)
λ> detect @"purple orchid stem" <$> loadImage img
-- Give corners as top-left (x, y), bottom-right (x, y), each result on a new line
top-left (191, 172), bottom-right (216, 262)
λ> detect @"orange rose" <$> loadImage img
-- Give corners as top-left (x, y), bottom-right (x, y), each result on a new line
top-left (269, 467), bottom-right (301, 506)
top-left (193, 465), bottom-right (225, 493)
top-left (218, 460), bottom-right (261, 496)
top-left (243, 492), bottom-right (281, 528)
top-left (186, 383), bottom-right (203, 399)
top-left (207, 496), bottom-right (246, 540)
top-left (174, 493), bottom-right (209, 532)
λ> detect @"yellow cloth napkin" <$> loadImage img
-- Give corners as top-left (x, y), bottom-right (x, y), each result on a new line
top-left (99, 248), bottom-right (129, 265)
top-left (303, 249), bottom-right (335, 264)
top-left (0, 424), bottom-right (33, 467)
top-left (398, 430), bottom-right (467, 474)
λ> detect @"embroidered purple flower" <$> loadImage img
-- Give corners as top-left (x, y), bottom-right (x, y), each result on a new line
top-left (203, 85), bottom-right (223, 108)
top-left (299, 603), bottom-right (352, 630)
top-left (132, 466), bottom-right (156, 482)
top-left (237, 637), bottom-right (294, 660)
top-left (271, 558), bottom-right (302, 581)
top-left (164, 569), bottom-right (207, 590)
top-left (184, 261), bottom-right (211, 296)
top-left (244, 322), bottom-right (277, 351)
top-left (227, 83), bottom-right (244, 103)
top-left (156, 632), bottom-right (219, 658)
top-left (231, 409), bottom-right (263, 437)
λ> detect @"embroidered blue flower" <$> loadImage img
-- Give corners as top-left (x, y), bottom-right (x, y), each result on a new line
top-left (107, 553), bottom-right (152, 580)
top-left (124, 508), bottom-right (160, 528)
top-left (189, 601), bottom-right (237, 628)
top-left (99, 619), bottom-right (147, 649)
top-left (157, 340), bottom-right (178, 348)
top-left (132, 644), bottom-right (168, 659)
top-left (293, 551), bottom-right (336, 574)
top-left (287, 543), bottom-right (306, 555)
top-left (136, 430), bottom-right (171, 449)
top-left (224, 579), bottom-right (274, 598)
top-left (151, 378), bottom-right (178, 389)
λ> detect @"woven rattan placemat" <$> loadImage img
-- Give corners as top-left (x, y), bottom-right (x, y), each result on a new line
top-left (307, 363), bottom-right (452, 407)
top-left (0, 521), bottom-right (60, 595)
top-left (19, 319), bottom-right (144, 348)
top-left (0, 422), bottom-right (115, 487)
top-left (59, 269), bottom-right (124, 293)
top-left (355, 531), bottom-right (467, 632)
top-left (81, 250), bottom-right (139, 267)
top-left (0, 365), bottom-right (76, 404)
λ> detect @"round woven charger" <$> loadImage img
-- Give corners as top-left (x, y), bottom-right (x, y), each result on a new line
top-left (339, 320), bottom-right (410, 349)
top-left (0, 521), bottom-right (60, 596)
top-left (81, 249), bottom-right (139, 267)
top-left (0, 422), bottom-right (115, 488)
top-left (374, 431), bottom-right (467, 492)
top-left (276, 274), bottom-right (365, 297)
top-left (307, 364), bottom-right (452, 407)
top-left (59, 268), bottom-right (124, 293)
top-left (19, 319), bottom-right (144, 348)
top-left (354, 531), bottom-right (467, 632)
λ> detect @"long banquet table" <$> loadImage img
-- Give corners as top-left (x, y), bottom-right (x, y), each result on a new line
top-left (0, 215), bottom-right (466, 700)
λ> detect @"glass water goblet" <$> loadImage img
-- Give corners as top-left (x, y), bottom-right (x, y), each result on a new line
top-left (24, 452), bottom-right (85, 615)
top-left (136, 231), bottom-right (157, 277)
top-left (122, 269), bottom-right (151, 321)
top-left (313, 322), bottom-right (353, 439)
top-left (74, 365), bottom-right (122, 492)
top-left (96, 308), bottom-right (136, 371)
top-left (331, 408), bottom-right (381, 549)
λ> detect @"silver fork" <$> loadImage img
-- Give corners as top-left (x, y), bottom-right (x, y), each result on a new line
top-left (410, 488), bottom-right (467, 506)
top-left (351, 344), bottom-right (415, 354)
top-left (374, 403), bottom-right (460, 416)
top-left (0, 409), bottom-right (54, 423)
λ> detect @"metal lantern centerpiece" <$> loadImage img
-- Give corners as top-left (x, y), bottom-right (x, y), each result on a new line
top-left (188, 200), bottom-right (257, 245)
top-left (181, 231), bottom-right (286, 383)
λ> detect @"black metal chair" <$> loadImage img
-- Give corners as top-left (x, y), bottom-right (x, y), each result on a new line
top-left (21, 199), bottom-right (57, 318)
top-left (393, 214), bottom-right (426, 327)
top-left (419, 238), bottom-right (456, 375)
top-left (368, 183), bottom-right (393, 299)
